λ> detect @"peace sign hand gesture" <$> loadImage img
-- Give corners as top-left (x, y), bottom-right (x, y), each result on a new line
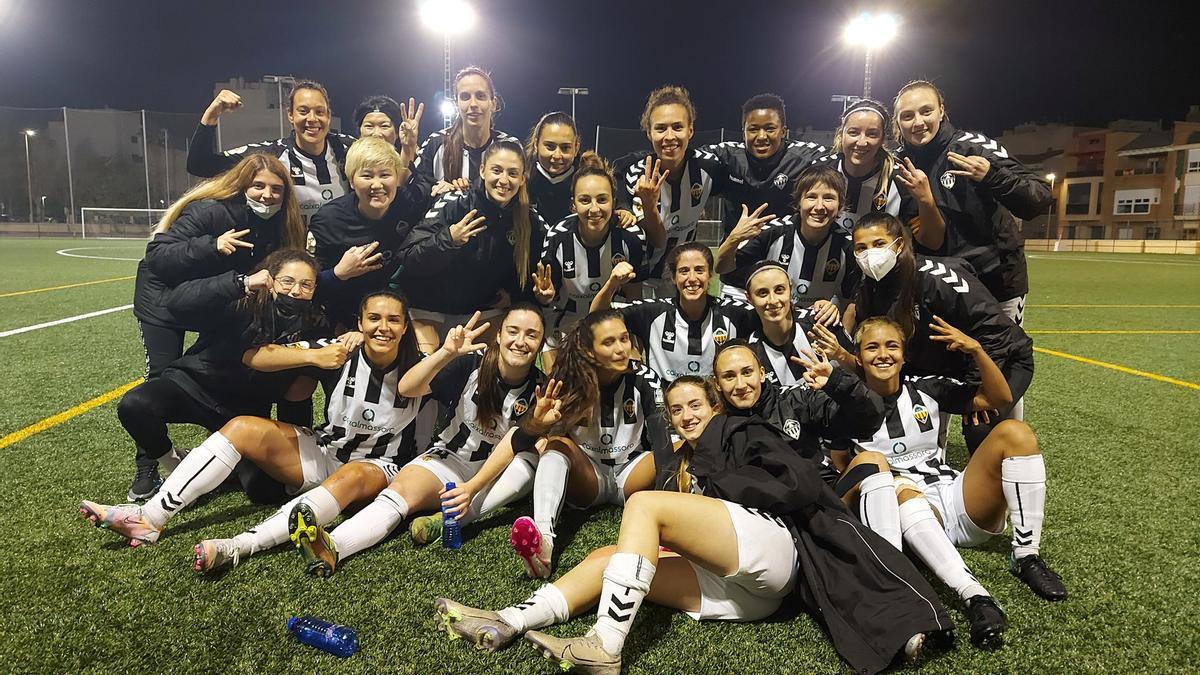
top-left (729, 203), bottom-right (775, 245)
top-left (449, 209), bottom-right (487, 245)
top-left (439, 311), bottom-right (491, 357)
top-left (333, 241), bottom-right (384, 280)
top-left (635, 156), bottom-right (668, 212)
top-left (807, 323), bottom-right (856, 367)
top-left (216, 228), bottom-right (253, 255)
top-left (928, 315), bottom-right (981, 354)
top-left (398, 98), bottom-right (424, 166)
top-left (531, 262), bottom-right (556, 305)
top-left (946, 152), bottom-right (991, 182)
top-left (792, 348), bottom-right (834, 390)
top-left (895, 157), bottom-right (935, 204)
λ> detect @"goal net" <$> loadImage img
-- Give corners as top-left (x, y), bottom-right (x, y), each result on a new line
top-left (78, 208), bottom-right (167, 239)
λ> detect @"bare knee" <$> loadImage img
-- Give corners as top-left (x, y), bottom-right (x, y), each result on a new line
top-left (848, 450), bottom-right (891, 473)
top-left (993, 419), bottom-right (1039, 457)
top-left (584, 544), bottom-right (618, 564)
top-left (325, 462), bottom-right (387, 503)
top-left (622, 491), bottom-right (660, 522)
top-left (221, 415), bottom-right (271, 445)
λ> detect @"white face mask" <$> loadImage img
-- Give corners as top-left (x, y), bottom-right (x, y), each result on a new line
top-left (855, 240), bottom-right (900, 281)
top-left (246, 195), bottom-right (282, 220)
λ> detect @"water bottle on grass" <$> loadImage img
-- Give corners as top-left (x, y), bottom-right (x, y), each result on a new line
top-left (287, 616), bottom-right (360, 657)
top-left (442, 481), bottom-right (463, 550)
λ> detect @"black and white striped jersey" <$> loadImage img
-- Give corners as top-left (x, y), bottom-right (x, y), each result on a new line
top-left (850, 375), bottom-right (975, 483)
top-left (425, 353), bottom-right (543, 464)
top-left (186, 124), bottom-right (353, 225)
top-left (733, 214), bottom-right (860, 307)
top-left (619, 295), bottom-right (755, 382)
top-left (541, 214), bottom-right (646, 336)
top-left (746, 309), bottom-right (818, 387)
top-left (614, 148), bottom-right (727, 279)
top-left (413, 127), bottom-right (519, 186)
top-left (566, 360), bottom-right (662, 466)
top-left (812, 153), bottom-right (902, 234)
top-left (315, 347), bottom-right (423, 465)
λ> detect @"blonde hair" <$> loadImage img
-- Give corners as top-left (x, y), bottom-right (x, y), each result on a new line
top-left (345, 136), bottom-right (403, 179)
top-left (154, 154), bottom-right (304, 249)
top-left (663, 376), bottom-right (722, 494)
top-left (832, 100), bottom-right (896, 210)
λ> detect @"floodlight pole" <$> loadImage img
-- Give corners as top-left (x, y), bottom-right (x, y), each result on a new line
top-left (557, 87), bottom-right (590, 121)
top-left (163, 129), bottom-right (171, 204)
top-left (63, 107), bottom-right (76, 224)
top-left (443, 34), bottom-right (453, 128)
top-left (21, 131), bottom-right (34, 224)
top-left (863, 50), bottom-right (874, 99)
top-left (264, 75), bottom-right (296, 138)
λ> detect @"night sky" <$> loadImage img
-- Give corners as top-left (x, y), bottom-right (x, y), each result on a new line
top-left (1, 0), bottom-right (1197, 139)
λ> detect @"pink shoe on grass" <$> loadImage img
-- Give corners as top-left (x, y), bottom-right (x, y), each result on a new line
top-left (510, 516), bottom-right (552, 579)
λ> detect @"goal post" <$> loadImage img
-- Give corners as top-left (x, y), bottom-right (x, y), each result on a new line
top-left (78, 208), bottom-right (167, 239)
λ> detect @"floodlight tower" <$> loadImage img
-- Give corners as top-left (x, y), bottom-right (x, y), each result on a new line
top-left (21, 129), bottom-right (35, 224)
top-left (420, 0), bottom-right (476, 129)
top-left (842, 12), bottom-right (899, 99)
top-left (557, 87), bottom-right (590, 121)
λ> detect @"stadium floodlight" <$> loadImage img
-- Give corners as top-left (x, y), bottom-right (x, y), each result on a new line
top-left (1045, 173), bottom-right (1056, 182)
top-left (1045, 173), bottom-right (1057, 237)
top-left (420, 0), bottom-right (476, 128)
top-left (842, 12), bottom-right (900, 99)
top-left (557, 87), bottom-right (590, 121)
top-left (21, 129), bottom-right (35, 225)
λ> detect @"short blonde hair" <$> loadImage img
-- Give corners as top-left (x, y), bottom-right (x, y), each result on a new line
top-left (345, 136), bottom-right (403, 178)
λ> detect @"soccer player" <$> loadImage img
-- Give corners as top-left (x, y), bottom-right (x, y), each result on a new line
top-left (289, 306), bottom-right (548, 573)
top-left (849, 212), bottom-right (1033, 451)
top-left (414, 66), bottom-right (518, 197)
top-left (740, 261), bottom-right (819, 386)
top-left (590, 243), bottom-right (753, 382)
top-left (186, 80), bottom-right (353, 223)
top-left (79, 291), bottom-right (425, 549)
top-left (398, 139), bottom-right (548, 353)
top-left (535, 151), bottom-right (646, 368)
top-left (892, 79), bottom-right (1052, 327)
top-left (353, 95), bottom-right (402, 145)
top-left (716, 166), bottom-right (858, 326)
top-left (309, 134), bottom-right (427, 330)
top-left (613, 85), bottom-right (726, 298)
top-left (434, 375), bottom-right (949, 674)
top-left (833, 316), bottom-right (1067, 609)
top-left (507, 310), bottom-right (670, 579)
top-left (524, 111), bottom-right (580, 227)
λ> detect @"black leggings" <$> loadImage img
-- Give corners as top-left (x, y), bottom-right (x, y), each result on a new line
top-left (138, 321), bottom-right (185, 379)
top-left (962, 356), bottom-right (1035, 452)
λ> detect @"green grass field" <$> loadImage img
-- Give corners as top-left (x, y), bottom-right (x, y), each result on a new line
top-left (1, 238), bottom-right (1198, 673)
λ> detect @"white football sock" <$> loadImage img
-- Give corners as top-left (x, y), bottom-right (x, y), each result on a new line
top-left (1002, 454), bottom-right (1046, 558)
top-left (461, 451), bottom-right (538, 525)
top-left (858, 472), bottom-right (903, 550)
top-left (143, 432), bottom-right (241, 528)
top-left (899, 498), bottom-right (989, 600)
top-left (592, 553), bottom-right (655, 655)
top-left (329, 489), bottom-right (409, 560)
top-left (496, 583), bottom-right (570, 632)
top-left (532, 449), bottom-right (570, 541)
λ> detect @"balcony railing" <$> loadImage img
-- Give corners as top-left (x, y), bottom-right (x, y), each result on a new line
top-left (1175, 203), bottom-right (1200, 217)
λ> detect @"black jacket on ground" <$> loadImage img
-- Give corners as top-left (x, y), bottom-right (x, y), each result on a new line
top-left (133, 197), bottom-right (286, 330)
top-left (897, 122), bottom-right (1051, 301)
top-left (687, 414), bottom-right (952, 675)
top-left (395, 181), bottom-right (547, 314)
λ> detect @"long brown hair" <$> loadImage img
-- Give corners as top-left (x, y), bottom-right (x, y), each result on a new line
top-left (444, 66), bottom-right (498, 179)
top-left (832, 98), bottom-right (896, 208)
top-left (549, 309), bottom-right (626, 426)
top-left (891, 79), bottom-right (947, 144)
top-left (357, 289), bottom-right (422, 374)
top-left (483, 139), bottom-right (534, 290)
top-left (155, 154), bottom-right (305, 250)
top-left (664, 375), bottom-right (722, 494)
top-left (475, 302), bottom-right (545, 427)
top-left (572, 150), bottom-right (616, 198)
top-left (852, 212), bottom-right (918, 339)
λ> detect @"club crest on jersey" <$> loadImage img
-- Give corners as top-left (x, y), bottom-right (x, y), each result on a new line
top-left (824, 258), bottom-right (841, 277)
top-left (623, 397), bottom-right (636, 420)
top-left (690, 182), bottom-right (703, 203)
top-left (713, 327), bottom-right (729, 345)
top-left (773, 173), bottom-right (789, 189)
top-left (940, 171), bottom-right (956, 189)
top-left (913, 404), bottom-right (930, 424)
top-left (873, 192), bottom-right (887, 211)
top-left (513, 398), bottom-right (529, 416)
top-left (362, 409), bottom-right (375, 421)
top-left (783, 418), bottom-right (801, 439)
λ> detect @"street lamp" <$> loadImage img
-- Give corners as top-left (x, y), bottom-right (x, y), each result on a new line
top-left (842, 12), bottom-right (899, 99)
top-left (21, 129), bottom-right (35, 224)
top-left (40, 195), bottom-right (46, 222)
top-left (420, 0), bottom-right (476, 129)
top-left (263, 74), bottom-right (297, 138)
top-left (557, 87), bottom-right (590, 121)
top-left (1045, 173), bottom-right (1057, 239)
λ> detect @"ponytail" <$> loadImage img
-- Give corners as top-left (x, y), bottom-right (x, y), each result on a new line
top-left (572, 150), bottom-right (617, 197)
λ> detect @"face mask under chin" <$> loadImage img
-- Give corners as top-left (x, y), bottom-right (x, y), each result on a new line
top-left (246, 194), bottom-right (282, 220)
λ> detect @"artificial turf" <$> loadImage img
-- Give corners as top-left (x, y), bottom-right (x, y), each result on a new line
top-left (1, 238), bottom-right (1197, 673)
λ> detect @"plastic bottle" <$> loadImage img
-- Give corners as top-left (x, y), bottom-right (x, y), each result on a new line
top-left (287, 616), bottom-right (360, 658)
top-left (442, 481), bottom-right (463, 550)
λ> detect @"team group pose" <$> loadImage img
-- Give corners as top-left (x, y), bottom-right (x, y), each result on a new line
top-left (79, 65), bottom-right (1066, 673)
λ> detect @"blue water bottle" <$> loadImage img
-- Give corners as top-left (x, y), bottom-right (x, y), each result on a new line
top-left (287, 616), bottom-right (360, 658)
top-left (442, 481), bottom-right (463, 550)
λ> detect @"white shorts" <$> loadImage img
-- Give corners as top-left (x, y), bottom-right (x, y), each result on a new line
top-left (685, 500), bottom-right (798, 621)
top-left (406, 448), bottom-right (483, 487)
top-left (293, 426), bottom-right (400, 493)
top-left (920, 472), bottom-right (1004, 548)
top-left (578, 451), bottom-right (654, 508)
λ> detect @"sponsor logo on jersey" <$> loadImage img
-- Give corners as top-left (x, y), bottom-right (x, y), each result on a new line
top-left (662, 330), bottom-right (675, 345)
top-left (940, 171), bottom-right (956, 189)
top-left (873, 192), bottom-right (887, 211)
top-left (589, 281), bottom-right (602, 292)
top-left (913, 404), bottom-right (930, 424)
top-left (321, 188), bottom-right (334, 200)
top-left (362, 409), bottom-right (375, 421)
top-left (290, 164), bottom-right (304, 178)
top-left (601, 433), bottom-right (614, 445)
top-left (783, 418), bottom-right (801, 439)
top-left (892, 441), bottom-right (907, 454)
top-left (513, 398), bottom-right (529, 416)
top-left (779, 253), bottom-right (791, 264)
top-left (773, 173), bottom-right (789, 189)
top-left (671, 214), bottom-right (680, 226)
top-left (345, 377), bottom-right (357, 389)
top-left (690, 182), bottom-right (703, 203)
top-left (713, 327), bottom-right (729, 345)
top-left (687, 360), bottom-right (700, 373)
top-left (795, 281), bottom-right (810, 296)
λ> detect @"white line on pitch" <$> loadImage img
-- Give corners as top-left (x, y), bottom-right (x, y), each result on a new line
top-left (56, 247), bottom-right (142, 262)
top-left (1027, 254), bottom-right (1200, 267)
top-left (0, 304), bottom-right (133, 338)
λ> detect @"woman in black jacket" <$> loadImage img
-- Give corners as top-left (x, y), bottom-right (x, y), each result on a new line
top-left (397, 139), bottom-right (547, 352)
top-left (134, 152), bottom-right (306, 378)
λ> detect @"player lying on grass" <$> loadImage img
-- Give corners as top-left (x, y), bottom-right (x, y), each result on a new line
top-left (435, 375), bottom-right (951, 674)
top-left (831, 315), bottom-right (1067, 613)
top-left (279, 305), bottom-right (555, 577)
top-left (79, 291), bottom-right (424, 550)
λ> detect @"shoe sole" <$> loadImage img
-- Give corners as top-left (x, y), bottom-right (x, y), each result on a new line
top-left (525, 632), bottom-right (620, 675)
top-left (410, 517), bottom-right (442, 547)
top-left (971, 625), bottom-right (1006, 650)
top-left (289, 504), bottom-right (334, 578)
top-left (434, 598), bottom-right (512, 653)
top-left (510, 517), bottom-right (548, 578)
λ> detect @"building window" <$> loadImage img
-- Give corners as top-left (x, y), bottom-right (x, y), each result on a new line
top-left (1066, 183), bottom-right (1092, 215)
top-left (1064, 225), bottom-right (1076, 239)
top-left (1089, 225), bottom-right (1105, 239)
top-left (130, 135), bottom-right (139, 144)
top-left (1144, 226), bottom-right (1161, 240)
top-left (1118, 226), bottom-right (1133, 240)
top-left (1115, 197), bottom-right (1151, 214)
top-left (1189, 160), bottom-right (1200, 173)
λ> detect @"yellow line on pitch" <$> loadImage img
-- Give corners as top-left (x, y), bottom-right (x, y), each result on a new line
top-left (1033, 347), bottom-right (1200, 391)
top-left (1028, 304), bottom-right (1200, 309)
top-left (1027, 330), bottom-right (1200, 335)
top-left (0, 379), bottom-right (142, 450)
top-left (0, 275), bottom-right (136, 299)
